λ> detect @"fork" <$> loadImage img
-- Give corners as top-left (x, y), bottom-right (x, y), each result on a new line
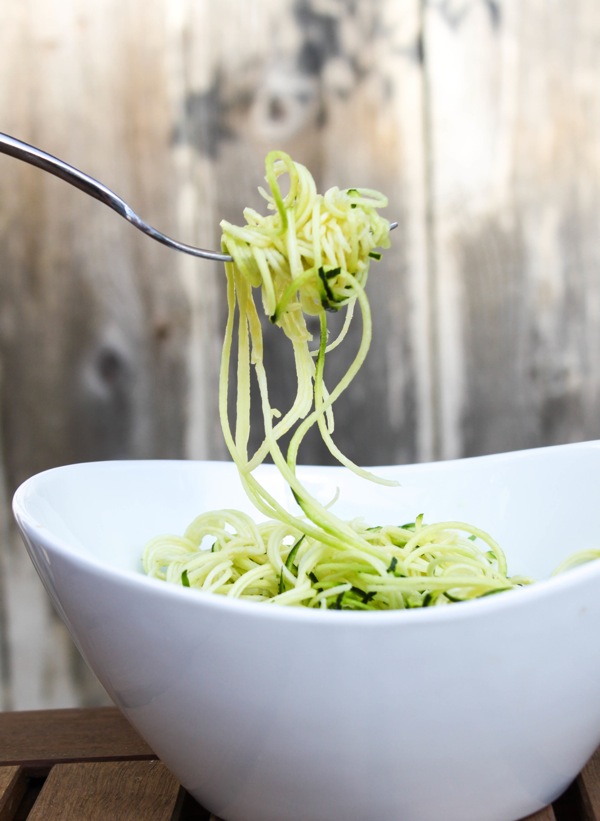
top-left (0, 132), bottom-right (396, 263)
top-left (0, 132), bottom-right (232, 262)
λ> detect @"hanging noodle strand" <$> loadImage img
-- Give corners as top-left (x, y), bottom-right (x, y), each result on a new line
top-left (143, 152), bottom-right (600, 609)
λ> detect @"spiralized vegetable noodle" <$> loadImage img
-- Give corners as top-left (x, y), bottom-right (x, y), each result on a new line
top-left (143, 152), bottom-right (597, 609)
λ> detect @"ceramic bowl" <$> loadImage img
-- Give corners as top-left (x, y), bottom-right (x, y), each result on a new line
top-left (12, 441), bottom-right (600, 821)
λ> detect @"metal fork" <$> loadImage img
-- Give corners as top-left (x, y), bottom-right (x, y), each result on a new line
top-left (0, 132), bottom-right (232, 262)
top-left (0, 132), bottom-right (396, 263)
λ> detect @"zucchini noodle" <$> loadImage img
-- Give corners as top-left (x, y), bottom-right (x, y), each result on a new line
top-left (143, 152), bottom-right (599, 609)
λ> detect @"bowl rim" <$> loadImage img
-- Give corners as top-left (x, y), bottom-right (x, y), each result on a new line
top-left (12, 441), bottom-right (600, 626)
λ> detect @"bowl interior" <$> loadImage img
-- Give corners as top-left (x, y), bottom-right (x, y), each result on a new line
top-left (12, 442), bottom-right (600, 584)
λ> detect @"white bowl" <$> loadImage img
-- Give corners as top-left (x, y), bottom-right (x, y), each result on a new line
top-left (12, 441), bottom-right (600, 821)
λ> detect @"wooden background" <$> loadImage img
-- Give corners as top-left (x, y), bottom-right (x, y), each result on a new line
top-left (1, 0), bottom-right (600, 709)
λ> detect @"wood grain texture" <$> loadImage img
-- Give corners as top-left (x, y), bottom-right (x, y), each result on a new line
top-left (0, 0), bottom-right (189, 709)
top-left (0, 707), bottom-right (154, 768)
top-left (0, 766), bottom-right (26, 821)
top-left (27, 760), bottom-right (182, 821)
top-left (423, 0), bottom-right (600, 458)
top-left (577, 746), bottom-right (600, 819)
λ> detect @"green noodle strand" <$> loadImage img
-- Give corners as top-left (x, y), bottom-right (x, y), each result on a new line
top-left (143, 152), bottom-right (598, 609)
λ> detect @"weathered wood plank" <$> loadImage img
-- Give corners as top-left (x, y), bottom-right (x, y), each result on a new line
top-left (0, 708), bottom-right (154, 768)
top-left (0, 766), bottom-right (26, 821)
top-left (164, 0), bottom-right (236, 462)
top-left (577, 746), bottom-right (600, 820)
top-left (0, 0), bottom-right (190, 709)
top-left (27, 760), bottom-right (182, 821)
top-left (423, 0), bottom-right (600, 459)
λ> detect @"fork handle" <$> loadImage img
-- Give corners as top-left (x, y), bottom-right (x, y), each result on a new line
top-left (0, 132), bottom-right (232, 262)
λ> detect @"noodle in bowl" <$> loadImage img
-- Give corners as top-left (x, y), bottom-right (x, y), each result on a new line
top-left (12, 441), bottom-right (600, 821)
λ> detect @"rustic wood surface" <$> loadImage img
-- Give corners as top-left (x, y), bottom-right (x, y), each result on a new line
top-left (423, 0), bottom-right (600, 459)
top-left (0, 708), bottom-right (154, 768)
top-left (27, 761), bottom-right (183, 821)
top-left (1, 1), bottom-right (600, 709)
top-left (0, 766), bottom-right (25, 821)
top-left (579, 751), bottom-right (600, 819)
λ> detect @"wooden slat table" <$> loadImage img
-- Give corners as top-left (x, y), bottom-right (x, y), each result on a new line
top-left (0, 708), bottom-right (599, 820)
top-left (0, 708), bottom-right (210, 820)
